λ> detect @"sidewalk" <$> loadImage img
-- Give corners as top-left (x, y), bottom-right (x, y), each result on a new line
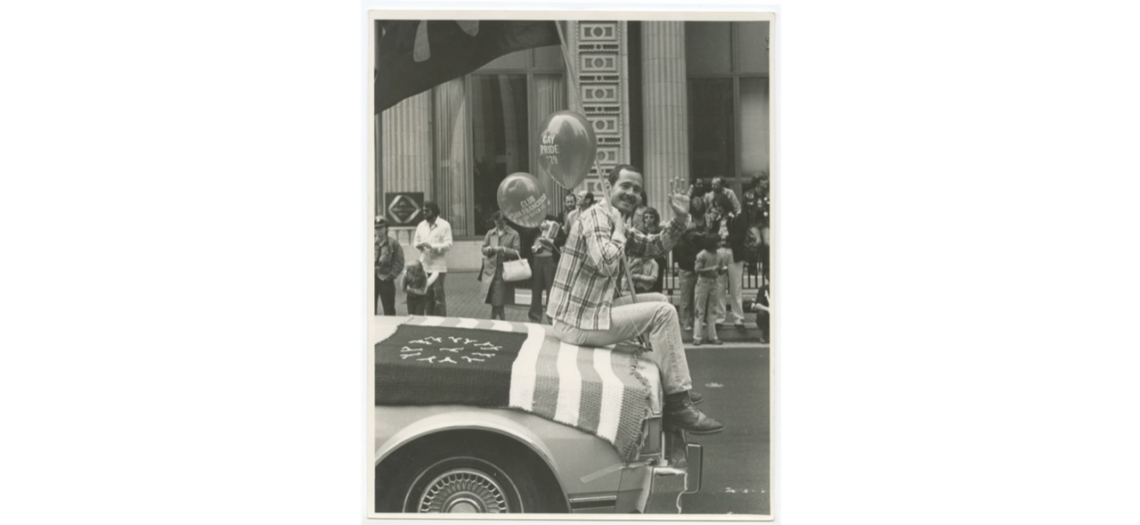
top-left (385, 271), bottom-right (767, 345)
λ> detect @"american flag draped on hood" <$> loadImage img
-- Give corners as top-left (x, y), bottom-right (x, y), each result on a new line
top-left (375, 317), bottom-right (658, 461)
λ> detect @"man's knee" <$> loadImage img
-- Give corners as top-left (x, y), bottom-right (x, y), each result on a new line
top-left (652, 302), bottom-right (678, 323)
top-left (636, 292), bottom-right (669, 304)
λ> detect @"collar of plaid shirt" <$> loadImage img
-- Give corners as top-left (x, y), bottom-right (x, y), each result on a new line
top-left (546, 204), bottom-right (687, 330)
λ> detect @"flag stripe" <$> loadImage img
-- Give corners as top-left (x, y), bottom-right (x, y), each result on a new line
top-left (508, 323), bottom-right (545, 410)
top-left (553, 342), bottom-right (582, 425)
top-left (611, 351), bottom-right (649, 460)
top-left (419, 316), bottom-right (445, 327)
top-left (531, 339), bottom-right (560, 418)
top-left (593, 349), bottom-right (625, 442)
top-left (456, 318), bottom-right (479, 328)
top-left (490, 320), bottom-right (512, 332)
top-left (576, 345), bottom-right (603, 432)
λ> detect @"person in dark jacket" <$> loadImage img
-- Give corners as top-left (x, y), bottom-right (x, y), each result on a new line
top-left (374, 216), bottom-right (405, 316)
top-left (529, 213), bottom-right (561, 323)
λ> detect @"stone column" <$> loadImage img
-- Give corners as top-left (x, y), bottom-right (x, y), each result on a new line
top-left (641, 22), bottom-right (690, 219)
top-left (381, 91), bottom-right (432, 195)
top-left (381, 91), bottom-right (432, 247)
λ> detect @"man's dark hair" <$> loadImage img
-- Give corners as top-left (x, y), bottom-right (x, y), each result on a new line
top-left (581, 191), bottom-right (595, 205)
top-left (423, 201), bottom-right (441, 216)
top-left (606, 164), bottom-right (641, 186)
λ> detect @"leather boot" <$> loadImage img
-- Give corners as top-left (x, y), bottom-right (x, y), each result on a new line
top-left (664, 391), bottom-right (725, 435)
top-left (689, 390), bottom-right (704, 405)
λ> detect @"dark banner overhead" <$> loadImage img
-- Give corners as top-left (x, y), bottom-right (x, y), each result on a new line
top-left (375, 20), bottom-right (561, 113)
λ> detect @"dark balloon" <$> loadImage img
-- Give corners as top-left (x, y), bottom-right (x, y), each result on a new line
top-left (537, 110), bottom-right (598, 190)
top-left (496, 172), bottom-right (548, 228)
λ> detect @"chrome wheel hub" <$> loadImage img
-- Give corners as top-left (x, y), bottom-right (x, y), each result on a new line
top-left (417, 468), bottom-right (511, 513)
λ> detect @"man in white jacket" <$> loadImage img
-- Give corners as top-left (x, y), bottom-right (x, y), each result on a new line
top-left (412, 201), bottom-right (453, 316)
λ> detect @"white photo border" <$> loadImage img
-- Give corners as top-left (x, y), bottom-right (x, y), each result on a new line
top-left (364, 5), bottom-right (779, 522)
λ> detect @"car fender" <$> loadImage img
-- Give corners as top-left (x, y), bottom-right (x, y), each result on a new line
top-left (375, 408), bottom-right (572, 502)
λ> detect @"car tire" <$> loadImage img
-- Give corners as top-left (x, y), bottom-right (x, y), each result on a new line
top-left (377, 437), bottom-right (563, 513)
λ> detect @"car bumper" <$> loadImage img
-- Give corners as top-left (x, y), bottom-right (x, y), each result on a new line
top-left (603, 440), bottom-right (703, 514)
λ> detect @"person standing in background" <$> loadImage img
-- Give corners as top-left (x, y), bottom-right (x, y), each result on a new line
top-left (755, 173), bottom-right (771, 293)
top-left (480, 211), bottom-right (520, 321)
top-left (635, 207), bottom-right (668, 294)
top-left (672, 198), bottom-right (707, 331)
top-left (528, 214), bottom-right (561, 323)
top-left (564, 190), bottom-right (595, 236)
top-left (628, 255), bottom-right (659, 294)
top-left (703, 176), bottom-right (742, 216)
top-left (559, 193), bottom-right (578, 228)
top-left (413, 201), bottom-right (452, 316)
top-left (374, 216), bottom-right (405, 316)
top-left (691, 178), bottom-right (710, 203)
top-left (554, 192), bottom-right (576, 261)
top-left (693, 233), bottom-right (726, 346)
top-left (710, 194), bottom-right (748, 328)
top-left (402, 261), bottom-right (437, 316)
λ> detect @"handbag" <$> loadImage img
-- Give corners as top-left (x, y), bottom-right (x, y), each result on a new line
top-left (502, 253), bottom-right (531, 282)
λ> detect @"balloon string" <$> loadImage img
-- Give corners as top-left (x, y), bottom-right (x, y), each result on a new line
top-left (554, 22), bottom-right (646, 344)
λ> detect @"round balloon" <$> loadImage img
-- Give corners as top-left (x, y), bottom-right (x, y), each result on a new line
top-left (496, 172), bottom-right (548, 228)
top-left (537, 110), bottom-right (597, 190)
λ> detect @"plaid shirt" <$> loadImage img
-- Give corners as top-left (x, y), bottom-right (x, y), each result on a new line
top-left (547, 204), bottom-right (687, 330)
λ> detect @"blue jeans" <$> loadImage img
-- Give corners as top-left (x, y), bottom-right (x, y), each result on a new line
top-left (552, 293), bottom-right (692, 395)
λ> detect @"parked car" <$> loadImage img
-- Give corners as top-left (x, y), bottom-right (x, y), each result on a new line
top-left (371, 315), bottom-right (702, 514)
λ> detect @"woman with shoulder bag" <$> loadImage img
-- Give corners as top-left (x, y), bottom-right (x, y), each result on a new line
top-left (480, 211), bottom-right (522, 320)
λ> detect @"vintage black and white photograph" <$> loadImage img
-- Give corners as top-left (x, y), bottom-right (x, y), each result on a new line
top-left (367, 11), bottom-right (774, 518)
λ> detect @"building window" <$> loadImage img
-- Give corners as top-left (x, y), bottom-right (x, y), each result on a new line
top-left (686, 22), bottom-right (770, 195)
top-left (471, 74), bottom-right (529, 236)
top-left (426, 48), bottom-right (565, 239)
top-left (688, 78), bottom-right (735, 181)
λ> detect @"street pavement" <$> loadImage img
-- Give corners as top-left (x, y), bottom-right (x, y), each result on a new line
top-left (681, 345), bottom-right (770, 515)
top-left (376, 271), bottom-right (771, 515)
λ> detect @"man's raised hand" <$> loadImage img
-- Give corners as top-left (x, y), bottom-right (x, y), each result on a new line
top-left (668, 177), bottom-right (691, 219)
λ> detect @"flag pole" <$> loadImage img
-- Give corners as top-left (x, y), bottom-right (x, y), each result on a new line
top-left (553, 22), bottom-right (648, 346)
